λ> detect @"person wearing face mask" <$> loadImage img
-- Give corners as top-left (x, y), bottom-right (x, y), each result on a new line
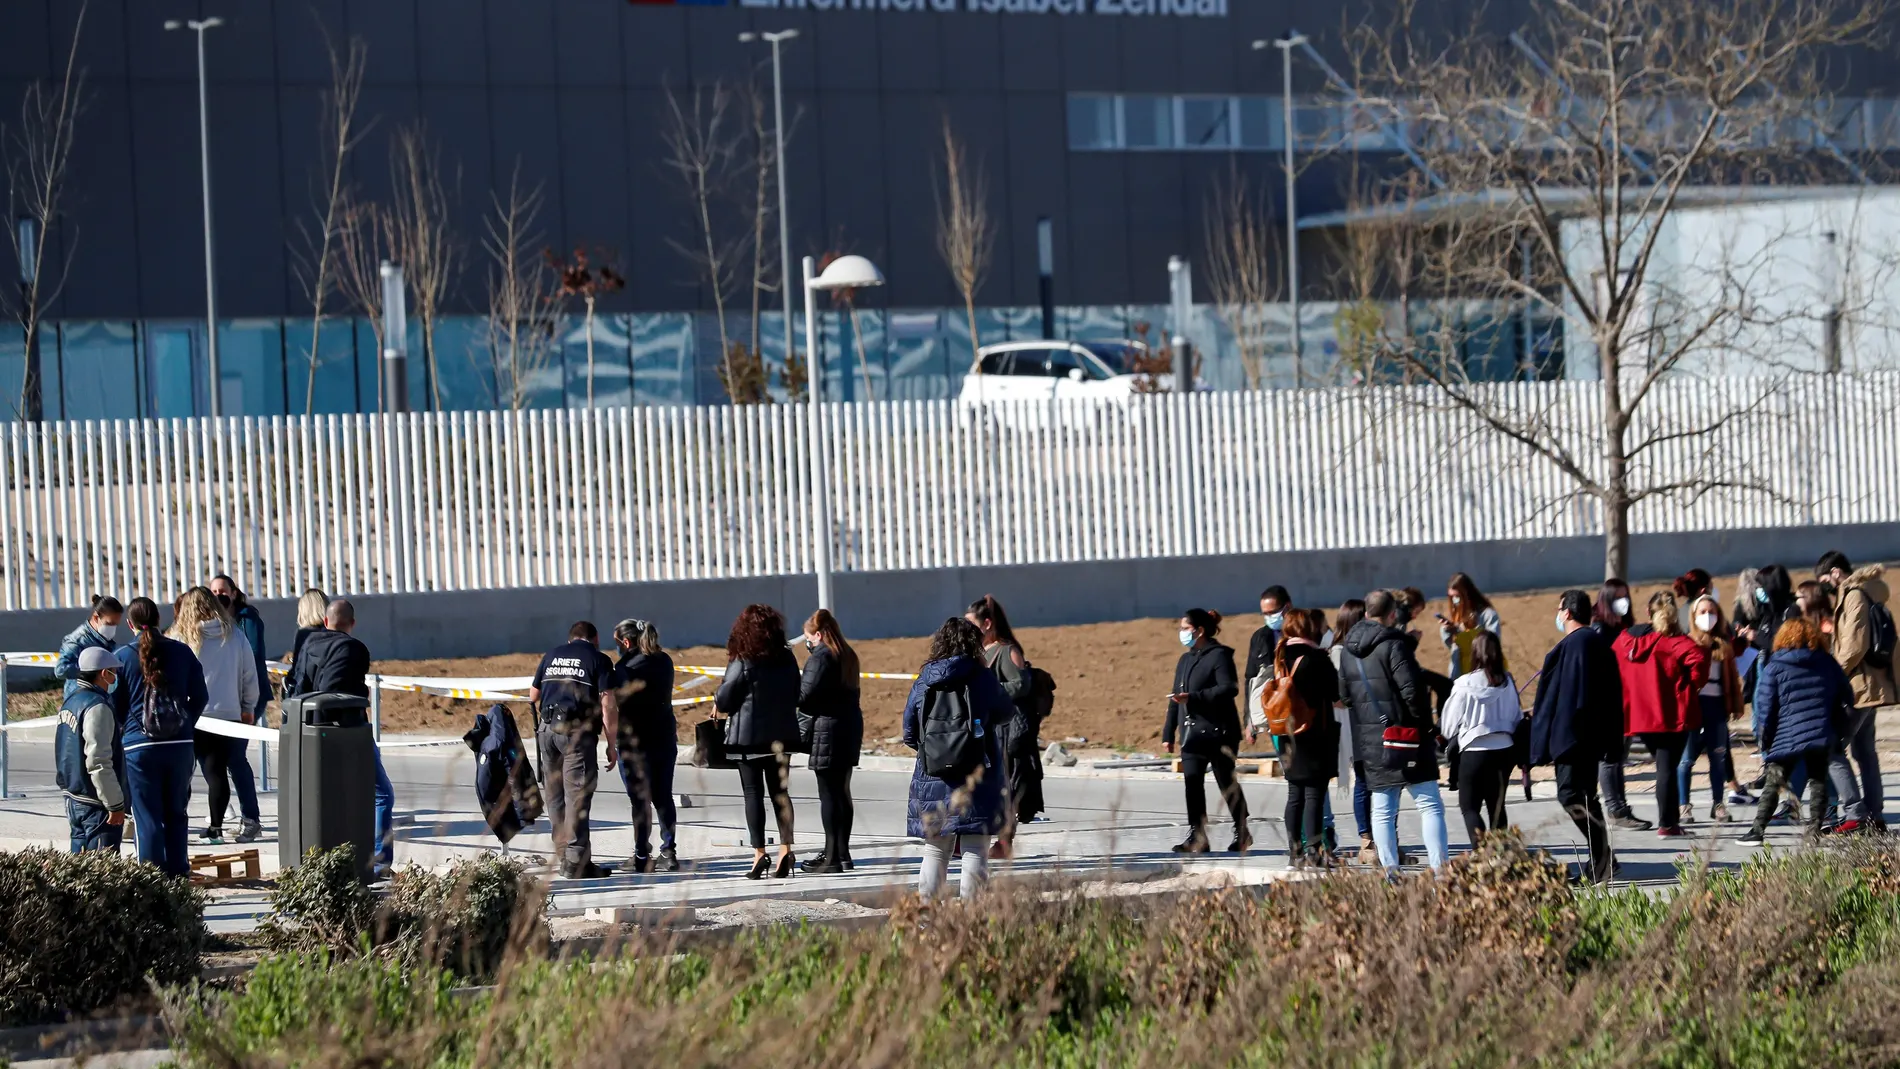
top-left (1588, 579), bottom-right (1650, 832)
top-left (607, 618), bottom-right (680, 873)
top-left (1532, 590), bottom-right (1624, 883)
top-left (1437, 573), bottom-right (1502, 680)
top-left (210, 575), bottom-right (270, 723)
top-left (966, 595), bottom-right (1042, 859)
top-left (1612, 593), bottom-right (1709, 838)
top-left (1164, 609), bottom-right (1250, 853)
top-left (57, 646), bottom-right (129, 853)
top-left (1817, 551), bottom-right (1894, 832)
top-left (1681, 596), bottom-right (1754, 823)
top-left (55, 595), bottom-right (125, 702)
top-left (1245, 586), bottom-right (1292, 734)
top-left (796, 608), bottom-right (864, 874)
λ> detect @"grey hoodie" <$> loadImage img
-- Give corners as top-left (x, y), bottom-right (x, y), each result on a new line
top-left (189, 620), bottom-right (261, 722)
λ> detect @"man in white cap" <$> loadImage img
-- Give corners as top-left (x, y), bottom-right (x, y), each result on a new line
top-left (57, 646), bottom-right (129, 852)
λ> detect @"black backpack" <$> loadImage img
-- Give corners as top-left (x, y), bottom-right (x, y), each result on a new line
top-left (1028, 665), bottom-right (1057, 726)
top-left (141, 685), bottom-right (190, 742)
top-left (921, 682), bottom-right (988, 782)
top-left (1864, 599), bottom-right (1898, 670)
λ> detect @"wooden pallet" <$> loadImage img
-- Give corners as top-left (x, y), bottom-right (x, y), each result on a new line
top-left (189, 849), bottom-right (261, 883)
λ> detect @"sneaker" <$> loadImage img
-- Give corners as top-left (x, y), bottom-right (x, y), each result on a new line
top-left (234, 819), bottom-right (262, 844)
top-left (198, 827), bottom-right (225, 845)
top-left (630, 855), bottom-right (653, 873)
top-left (1728, 789), bottom-right (1758, 807)
top-left (1774, 799), bottom-right (1802, 823)
top-left (1682, 804), bottom-right (1696, 825)
top-left (1657, 826), bottom-right (1691, 839)
top-left (653, 847), bottom-right (681, 873)
top-left (1712, 803), bottom-right (1732, 823)
top-left (1738, 829), bottom-right (1767, 846)
top-left (1610, 812), bottom-right (1654, 831)
top-left (1748, 773), bottom-right (1767, 791)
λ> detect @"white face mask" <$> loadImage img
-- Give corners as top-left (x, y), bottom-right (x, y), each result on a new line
top-left (95, 620), bottom-right (119, 641)
top-left (1555, 612), bottom-right (1569, 635)
top-left (1449, 595), bottom-right (1461, 605)
top-left (1178, 628), bottom-right (1196, 648)
top-left (1611, 597), bottom-right (1631, 617)
top-left (1695, 614), bottom-right (1718, 632)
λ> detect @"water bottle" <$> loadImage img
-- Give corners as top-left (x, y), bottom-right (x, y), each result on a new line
top-left (973, 718), bottom-right (985, 738)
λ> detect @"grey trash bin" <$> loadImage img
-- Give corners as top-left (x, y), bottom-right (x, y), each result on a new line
top-left (279, 692), bottom-right (376, 881)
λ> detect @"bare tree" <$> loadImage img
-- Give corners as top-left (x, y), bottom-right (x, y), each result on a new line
top-left (740, 77), bottom-right (800, 363)
top-left (2, 1), bottom-right (88, 421)
top-left (935, 118), bottom-right (995, 369)
top-left (333, 196), bottom-right (387, 405)
top-left (1326, 168), bottom-right (1430, 385)
top-left (1200, 167), bottom-right (1281, 390)
top-left (290, 28), bottom-right (371, 414)
top-left (481, 167), bottom-right (562, 411)
top-left (1346, 0), bottom-right (1882, 578)
top-left (549, 246), bottom-right (626, 409)
top-left (386, 124), bottom-right (459, 411)
top-left (661, 82), bottom-right (745, 399)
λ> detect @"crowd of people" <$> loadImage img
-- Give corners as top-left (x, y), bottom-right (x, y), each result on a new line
top-left (1170, 551), bottom-right (1894, 881)
top-left (40, 547), bottom-right (1892, 893)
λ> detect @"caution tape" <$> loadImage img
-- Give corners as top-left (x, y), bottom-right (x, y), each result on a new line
top-left (0, 714), bottom-right (59, 732)
top-left (678, 663), bottom-right (918, 682)
top-left (3, 652), bottom-right (58, 668)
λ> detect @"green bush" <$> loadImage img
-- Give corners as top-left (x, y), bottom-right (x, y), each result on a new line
top-left (258, 843), bottom-right (377, 954)
top-left (0, 848), bottom-right (204, 1025)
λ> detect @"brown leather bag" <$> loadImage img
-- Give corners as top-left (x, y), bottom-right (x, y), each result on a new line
top-left (1261, 656), bottom-right (1314, 736)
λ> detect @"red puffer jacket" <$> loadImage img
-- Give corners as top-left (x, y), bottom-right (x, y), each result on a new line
top-left (1612, 625), bottom-right (1709, 735)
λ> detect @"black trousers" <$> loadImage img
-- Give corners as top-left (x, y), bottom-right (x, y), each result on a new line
top-left (737, 753), bottom-right (794, 850)
top-left (1455, 747), bottom-right (1515, 843)
top-left (1554, 757), bottom-right (1614, 881)
top-left (617, 740), bottom-right (678, 857)
top-left (1639, 731), bottom-right (1688, 830)
top-left (1181, 751), bottom-right (1248, 835)
top-left (1283, 782), bottom-right (1328, 857)
top-left (814, 764), bottom-right (855, 861)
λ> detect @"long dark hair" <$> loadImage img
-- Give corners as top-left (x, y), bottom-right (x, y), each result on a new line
top-left (1274, 607), bottom-right (1321, 676)
top-left (927, 617), bottom-right (985, 663)
top-left (1759, 564), bottom-right (1794, 608)
top-left (1334, 598), bottom-right (1366, 637)
top-left (1594, 579), bottom-right (1634, 631)
top-left (126, 597), bottom-right (165, 693)
top-left (1446, 572), bottom-right (1493, 629)
top-left (804, 608), bottom-right (860, 688)
top-left (1470, 630), bottom-right (1507, 688)
top-left (966, 594), bottom-right (1021, 650)
top-left (726, 604), bottom-right (787, 661)
top-left (212, 574), bottom-right (248, 611)
top-left (1183, 608), bottom-right (1222, 640)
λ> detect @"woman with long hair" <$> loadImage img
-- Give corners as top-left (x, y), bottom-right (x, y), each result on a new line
top-left (171, 587), bottom-right (262, 845)
top-left (210, 574), bottom-right (270, 722)
top-left (966, 594), bottom-right (1042, 858)
top-left (796, 608), bottom-right (863, 874)
top-left (1438, 631), bottom-right (1521, 843)
top-left (1163, 608), bottom-right (1250, 853)
top-left (1276, 608), bottom-right (1339, 866)
top-left (1437, 572), bottom-right (1502, 679)
top-left (291, 587), bottom-right (328, 662)
top-left (114, 596), bottom-right (207, 875)
top-left (1681, 596), bottom-right (1755, 822)
top-left (714, 604), bottom-right (803, 879)
top-left (901, 617), bottom-right (1011, 898)
top-left (1590, 577), bottom-right (1650, 832)
top-left (610, 618), bottom-right (680, 872)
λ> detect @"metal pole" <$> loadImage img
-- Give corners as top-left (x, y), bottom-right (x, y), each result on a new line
top-left (380, 261), bottom-right (409, 413)
top-left (1278, 39), bottom-right (1303, 388)
top-left (370, 674), bottom-right (382, 742)
top-left (773, 38), bottom-right (795, 378)
top-left (193, 24), bottom-right (222, 416)
top-left (1037, 217), bottom-right (1056, 339)
top-left (803, 256), bottom-right (832, 611)
top-left (1, 662), bottom-right (10, 800)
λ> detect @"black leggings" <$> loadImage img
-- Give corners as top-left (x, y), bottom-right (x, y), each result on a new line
top-left (1456, 746), bottom-right (1515, 843)
top-left (1180, 751), bottom-right (1248, 834)
top-left (814, 765), bottom-right (855, 861)
top-left (737, 754), bottom-right (794, 850)
top-left (1283, 782), bottom-right (1328, 857)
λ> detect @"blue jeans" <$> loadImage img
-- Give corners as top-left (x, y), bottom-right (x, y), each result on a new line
top-left (620, 742), bottom-right (678, 856)
top-left (125, 743), bottom-right (196, 876)
top-left (1678, 697), bottom-right (1733, 806)
top-left (1352, 762), bottom-right (1372, 839)
top-left (373, 747), bottom-right (395, 867)
top-left (66, 799), bottom-right (123, 854)
top-left (1370, 781), bottom-right (1448, 873)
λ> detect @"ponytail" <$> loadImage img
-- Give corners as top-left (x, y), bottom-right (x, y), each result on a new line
top-left (1183, 607), bottom-right (1222, 639)
top-left (126, 597), bottom-right (166, 694)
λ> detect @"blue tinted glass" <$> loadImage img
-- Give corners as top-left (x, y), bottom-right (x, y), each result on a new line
top-left (146, 326), bottom-right (199, 417)
top-left (432, 316), bottom-right (495, 412)
top-left (630, 313), bottom-right (695, 406)
top-left (58, 322), bottom-right (139, 421)
top-left (561, 313), bottom-right (631, 409)
top-left (1067, 95), bottom-right (1118, 149)
top-left (285, 317), bottom-right (363, 415)
top-left (218, 320), bottom-right (286, 417)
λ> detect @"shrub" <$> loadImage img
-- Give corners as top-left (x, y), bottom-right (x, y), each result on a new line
top-left (386, 854), bottom-right (545, 978)
top-left (0, 848), bottom-right (204, 1025)
top-left (258, 843), bottom-right (377, 954)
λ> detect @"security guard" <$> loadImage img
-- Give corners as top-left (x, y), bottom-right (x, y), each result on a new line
top-left (529, 621), bottom-right (619, 879)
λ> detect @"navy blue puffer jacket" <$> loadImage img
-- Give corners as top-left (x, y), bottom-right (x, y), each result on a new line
top-left (1756, 647), bottom-right (1851, 761)
top-left (902, 655), bottom-right (1009, 839)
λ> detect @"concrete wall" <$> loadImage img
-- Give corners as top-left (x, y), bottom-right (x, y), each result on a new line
top-left (3, 521), bottom-right (1895, 665)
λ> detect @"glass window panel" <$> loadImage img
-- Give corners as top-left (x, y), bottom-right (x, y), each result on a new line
top-left (629, 313), bottom-right (694, 406)
top-left (1122, 95), bottom-right (1173, 149)
top-left (560, 313), bottom-right (630, 409)
top-left (285, 317), bottom-right (363, 415)
top-left (1237, 96), bottom-right (1282, 149)
top-left (1067, 94), bottom-right (1118, 149)
top-left (431, 315), bottom-right (495, 411)
top-left (0, 330), bottom-right (19, 421)
top-left (58, 321), bottom-right (139, 421)
top-left (0, 325), bottom-right (56, 421)
top-left (1180, 96), bottom-right (1234, 149)
top-left (145, 325), bottom-right (199, 418)
top-left (218, 319), bottom-right (286, 417)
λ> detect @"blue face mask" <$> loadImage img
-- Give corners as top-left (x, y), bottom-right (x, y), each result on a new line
top-left (1755, 588), bottom-right (1770, 604)
top-left (1264, 612), bottom-right (1285, 631)
top-left (1555, 612), bottom-right (1569, 635)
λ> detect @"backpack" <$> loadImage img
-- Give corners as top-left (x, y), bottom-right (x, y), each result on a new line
top-left (921, 682), bottom-right (988, 782)
top-left (141, 685), bottom-right (191, 742)
top-left (1260, 657), bottom-right (1313, 736)
top-left (1864, 599), bottom-right (1897, 670)
top-left (1028, 666), bottom-right (1057, 727)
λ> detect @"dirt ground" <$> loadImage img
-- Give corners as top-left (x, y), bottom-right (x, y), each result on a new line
top-left (0, 569), bottom-right (1865, 753)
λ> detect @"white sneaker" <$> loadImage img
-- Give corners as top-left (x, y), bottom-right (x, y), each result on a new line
top-left (1737, 829), bottom-right (1766, 846)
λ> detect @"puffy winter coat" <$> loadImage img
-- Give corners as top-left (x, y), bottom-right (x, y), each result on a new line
top-left (1833, 565), bottom-right (1899, 709)
top-left (55, 620), bottom-right (117, 702)
top-left (1162, 642), bottom-right (1241, 758)
top-left (715, 646), bottom-right (802, 753)
top-left (1756, 647), bottom-right (1853, 761)
top-left (1337, 618), bottom-right (1438, 789)
top-left (1612, 625), bottom-right (1708, 735)
top-left (902, 655), bottom-right (1009, 838)
top-left (797, 644), bottom-right (863, 771)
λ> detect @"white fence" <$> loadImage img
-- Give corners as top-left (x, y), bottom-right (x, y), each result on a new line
top-left (2, 375), bottom-right (1897, 612)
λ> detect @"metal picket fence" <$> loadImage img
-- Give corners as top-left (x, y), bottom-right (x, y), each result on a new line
top-left (3, 374), bottom-right (1897, 612)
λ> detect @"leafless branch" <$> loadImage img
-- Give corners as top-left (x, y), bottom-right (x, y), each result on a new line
top-left (481, 165), bottom-right (562, 411)
top-left (661, 81), bottom-right (746, 400)
top-left (387, 123), bottom-right (460, 411)
top-left (290, 26), bottom-right (371, 415)
top-left (935, 118), bottom-right (995, 371)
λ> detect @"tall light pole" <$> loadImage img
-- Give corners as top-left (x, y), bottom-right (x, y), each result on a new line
top-left (802, 254), bottom-right (883, 611)
top-left (740, 29), bottom-right (800, 374)
top-left (166, 16), bottom-right (225, 415)
top-left (1254, 34), bottom-right (1305, 387)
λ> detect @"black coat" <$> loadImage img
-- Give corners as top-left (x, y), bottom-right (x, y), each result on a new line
top-left (1244, 625), bottom-right (1279, 683)
top-left (462, 704), bottom-right (543, 844)
top-left (715, 646), bottom-right (802, 753)
top-left (613, 649), bottom-right (677, 753)
top-left (1530, 626), bottom-right (1623, 766)
top-left (1163, 642), bottom-right (1241, 757)
top-left (797, 644), bottom-right (863, 770)
top-left (288, 628), bottom-right (371, 698)
top-left (1338, 619), bottom-right (1438, 789)
top-left (1276, 642), bottom-right (1340, 786)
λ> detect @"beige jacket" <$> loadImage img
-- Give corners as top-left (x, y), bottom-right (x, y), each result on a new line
top-left (1834, 564), bottom-right (1899, 709)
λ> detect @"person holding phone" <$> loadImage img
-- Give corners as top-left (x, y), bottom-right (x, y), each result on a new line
top-left (1162, 609), bottom-right (1250, 854)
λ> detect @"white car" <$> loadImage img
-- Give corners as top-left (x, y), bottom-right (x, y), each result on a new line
top-left (956, 340), bottom-right (1154, 405)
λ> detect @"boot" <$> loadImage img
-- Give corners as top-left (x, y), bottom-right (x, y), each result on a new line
top-left (1171, 830), bottom-right (1211, 854)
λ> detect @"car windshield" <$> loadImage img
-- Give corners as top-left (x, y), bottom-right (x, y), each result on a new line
top-left (1076, 342), bottom-right (1140, 375)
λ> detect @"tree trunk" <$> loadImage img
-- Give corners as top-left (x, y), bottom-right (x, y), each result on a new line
top-left (963, 292), bottom-right (980, 370)
top-left (585, 295), bottom-right (596, 409)
top-left (1602, 495), bottom-right (1631, 582)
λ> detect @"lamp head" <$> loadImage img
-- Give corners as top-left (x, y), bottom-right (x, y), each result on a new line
top-left (738, 31), bottom-right (758, 42)
top-left (163, 19), bottom-right (183, 30)
top-left (812, 254), bottom-right (884, 291)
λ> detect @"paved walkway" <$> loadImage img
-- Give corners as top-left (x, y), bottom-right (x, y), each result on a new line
top-left (0, 735), bottom-right (1885, 932)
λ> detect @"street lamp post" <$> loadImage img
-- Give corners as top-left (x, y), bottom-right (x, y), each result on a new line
top-left (166, 16), bottom-right (225, 416)
top-left (1254, 34), bottom-right (1306, 387)
top-left (802, 253), bottom-right (884, 612)
top-left (740, 29), bottom-right (800, 372)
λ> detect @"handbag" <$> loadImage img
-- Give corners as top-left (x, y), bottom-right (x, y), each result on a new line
top-left (1381, 724), bottom-right (1424, 770)
top-left (693, 717), bottom-right (736, 769)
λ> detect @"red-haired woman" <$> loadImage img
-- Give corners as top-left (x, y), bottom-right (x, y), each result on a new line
top-left (715, 604), bottom-right (803, 879)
